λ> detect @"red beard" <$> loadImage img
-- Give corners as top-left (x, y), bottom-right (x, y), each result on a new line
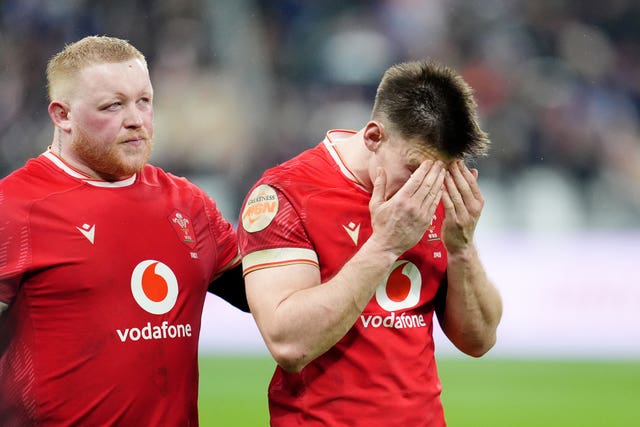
top-left (70, 128), bottom-right (153, 181)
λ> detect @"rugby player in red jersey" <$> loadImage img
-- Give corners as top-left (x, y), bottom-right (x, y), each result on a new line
top-left (238, 60), bottom-right (503, 426)
top-left (0, 36), bottom-right (247, 426)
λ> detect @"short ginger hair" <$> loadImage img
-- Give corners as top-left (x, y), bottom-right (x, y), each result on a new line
top-left (46, 35), bottom-right (147, 102)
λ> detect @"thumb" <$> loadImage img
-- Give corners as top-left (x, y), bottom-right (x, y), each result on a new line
top-left (369, 167), bottom-right (386, 209)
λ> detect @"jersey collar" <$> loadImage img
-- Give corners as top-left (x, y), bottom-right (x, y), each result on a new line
top-left (43, 149), bottom-right (137, 188)
top-left (322, 130), bottom-right (369, 193)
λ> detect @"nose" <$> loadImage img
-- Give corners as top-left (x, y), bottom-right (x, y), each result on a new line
top-left (124, 104), bottom-right (144, 128)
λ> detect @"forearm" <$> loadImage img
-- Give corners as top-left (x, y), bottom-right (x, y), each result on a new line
top-left (440, 244), bottom-right (502, 357)
top-left (258, 238), bottom-right (398, 372)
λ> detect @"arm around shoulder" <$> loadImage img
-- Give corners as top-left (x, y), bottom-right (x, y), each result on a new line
top-left (208, 264), bottom-right (250, 312)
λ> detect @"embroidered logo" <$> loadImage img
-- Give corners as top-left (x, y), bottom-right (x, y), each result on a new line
top-left (241, 184), bottom-right (279, 233)
top-left (169, 211), bottom-right (196, 249)
top-left (76, 223), bottom-right (96, 244)
top-left (342, 222), bottom-right (360, 245)
top-left (426, 213), bottom-right (440, 242)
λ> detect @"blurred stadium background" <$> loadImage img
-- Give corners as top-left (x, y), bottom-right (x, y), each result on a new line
top-left (2, 0), bottom-right (639, 425)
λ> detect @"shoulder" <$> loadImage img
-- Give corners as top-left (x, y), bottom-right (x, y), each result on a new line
top-left (259, 144), bottom-right (332, 192)
top-left (2, 156), bottom-right (48, 184)
top-left (139, 165), bottom-right (228, 220)
top-left (1, 156), bottom-right (73, 203)
top-left (139, 164), bottom-right (205, 195)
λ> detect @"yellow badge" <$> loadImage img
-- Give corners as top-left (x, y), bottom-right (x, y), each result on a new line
top-left (241, 184), bottom-right (279, 232)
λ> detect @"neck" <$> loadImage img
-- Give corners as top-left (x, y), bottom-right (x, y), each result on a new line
top-left (54, 129), bottom-right (64, 157)
top-left (331, 129), bottom-right (372, 190)
top-left (49, 130), bottom-right (102, 181)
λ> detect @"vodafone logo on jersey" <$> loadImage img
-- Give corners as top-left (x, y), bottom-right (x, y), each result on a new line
top-left (131, 260), bottom-right (179, 314)
top-left (116, 260), bottom-right (193, 343)
top-left (376, 260), bottom-right (421, 311)
top-left (360, 260), bottom-right (427, 330)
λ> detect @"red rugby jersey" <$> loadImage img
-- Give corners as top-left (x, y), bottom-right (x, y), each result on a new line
top-left (0, 151), bottom-right (239, 426)
top-left (239, 130), bottom-right (449, 427)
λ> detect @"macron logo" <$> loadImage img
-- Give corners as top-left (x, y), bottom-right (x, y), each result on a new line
top-left (76, 223), bottom-right (96, 244)
top-left (342, 222), bottom-right (360, 245)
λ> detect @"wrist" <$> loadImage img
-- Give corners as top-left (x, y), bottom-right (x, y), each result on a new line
top-left (447, 244), bottom-right (477, 263)
top-left (362, 236), bottom-right (402, 264)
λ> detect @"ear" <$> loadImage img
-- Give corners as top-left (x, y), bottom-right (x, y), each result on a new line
top-left (48, 101), bottom-right (73, 132)
top-left (363, 121), bottom-right (386, 152)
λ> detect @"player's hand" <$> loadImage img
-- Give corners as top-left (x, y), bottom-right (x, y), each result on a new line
top-left (369, 159), bottom-right (446, 256)
top-left (442, 160), bottom-right (484, 254)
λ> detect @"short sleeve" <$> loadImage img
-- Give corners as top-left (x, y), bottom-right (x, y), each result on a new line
top-left (237, 183), bottom-right (317, 275)
top-left (201, 192), bottom-right (240, 279)
top-left (0, 188), bottom-right (29, 304)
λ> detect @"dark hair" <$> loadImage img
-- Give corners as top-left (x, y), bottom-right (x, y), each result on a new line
top-left (372, 59), bottom-right (489, 159)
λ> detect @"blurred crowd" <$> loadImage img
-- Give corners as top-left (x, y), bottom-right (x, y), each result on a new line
top-left (1, 0), bottom-right (639, 230)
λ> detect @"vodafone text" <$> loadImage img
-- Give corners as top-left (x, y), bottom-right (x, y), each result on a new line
top-left (116, 321), bottom-right (192, 342)
top-left (360, 312), bottom-right (427, 329)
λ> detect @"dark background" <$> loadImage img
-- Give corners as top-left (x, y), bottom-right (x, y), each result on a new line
top-left (1, 0), bottom-right (639, 229)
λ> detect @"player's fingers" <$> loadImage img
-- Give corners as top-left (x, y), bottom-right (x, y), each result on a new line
top-left (408, 160), bottom-right (445, 204)
top-left (395, 160), bottom-right (433, 199)
top-left (444, 169), bottom-right (465, 216)
top-left (369, 167), bottom-right (387, 209)
top-left (457, 162), bottom-right (485, 214)
top-left (466, 167), bottom-right (484, 201)
top-left (441, 184), bottom-right (455, 214)
top-left (458, 162), bottom-right (483, 201)
top-left (428, 184), bottom-right (445, 219)
top-left (449, 161), bottom-right (485, 219)
top-left (421, 168), bottom-right (446, 209)
top-left (448, 160), bottom-right (476, 203)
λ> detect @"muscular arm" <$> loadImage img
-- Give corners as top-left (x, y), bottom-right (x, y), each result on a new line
top-left (246, 160), bottom-right (446, 372)
top-left (437, 160), bottom-right (502, 357)
top-left (246, 239), bottom-right (399, 372)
